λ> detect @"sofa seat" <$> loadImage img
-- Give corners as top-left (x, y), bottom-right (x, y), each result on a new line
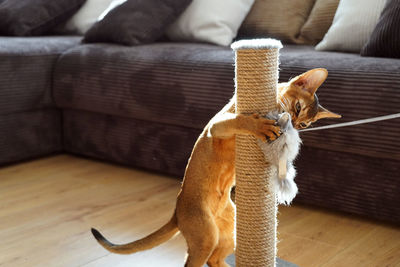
top-left (54, 43), bottom-right (400, 161)
top-left (52, 42), bottom-right (400, 223)
top-left (62, 109), bottom-right (201, 174)
top-left (0, 110), bottom-right (62, 164)
top-left (0, 36), bottom-right (81, 165)
top-left (0, 36), bottom-right (81, 115)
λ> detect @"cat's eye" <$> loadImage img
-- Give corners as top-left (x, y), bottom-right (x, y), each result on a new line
top-left (295, 102), bottom-right (301, 114)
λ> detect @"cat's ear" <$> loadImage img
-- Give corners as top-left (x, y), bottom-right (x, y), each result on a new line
top-left (292, 68), bottom-right (328, 95)
top-left (314, 105), bottom-right (341, 120)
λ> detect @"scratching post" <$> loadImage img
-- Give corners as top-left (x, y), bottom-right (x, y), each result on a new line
top-left (231, 39), bottom-right (282, 267)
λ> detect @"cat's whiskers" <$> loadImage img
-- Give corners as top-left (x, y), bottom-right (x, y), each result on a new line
top-left (280, 95), bottom-right (290, 113)
top-left (277, 97), bottom-right (286, 111)
top-left (278, 100), bottom-right (286, 112)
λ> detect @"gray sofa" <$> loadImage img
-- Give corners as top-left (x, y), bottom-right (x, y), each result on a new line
top-left (1, 36), bottom-right (399, 223)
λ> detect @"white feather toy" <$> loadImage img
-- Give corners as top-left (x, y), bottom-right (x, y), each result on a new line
top-left (257, 112), bottom-right (302, 205)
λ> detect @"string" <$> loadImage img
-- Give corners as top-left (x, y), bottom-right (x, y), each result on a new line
top-left (299, 113), bottom-right (400, 132)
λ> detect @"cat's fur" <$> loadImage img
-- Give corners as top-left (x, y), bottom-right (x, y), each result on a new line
top-left (91, 68), bottom-right (340, 267)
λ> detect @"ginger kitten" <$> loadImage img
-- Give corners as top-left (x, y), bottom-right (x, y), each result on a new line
top-left (91, 68), bottom-right (340, 267)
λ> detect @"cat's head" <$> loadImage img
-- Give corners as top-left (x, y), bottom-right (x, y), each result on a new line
top-left (278, 68), bottom-right (341, 129)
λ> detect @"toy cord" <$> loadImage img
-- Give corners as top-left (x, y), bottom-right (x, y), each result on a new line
top-left (299, 112), bottom-right (400, 132)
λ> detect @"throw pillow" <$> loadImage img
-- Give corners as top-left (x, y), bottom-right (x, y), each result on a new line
top-left (297, 0), bottom-right (340, 45)
top-left (361, 0), bottom-right (400, 58)
top-left (166, 0), bottom-right (255, 46)
top-left (64, 0), bottom-right (115, 34)
top-left (0, 0), bottom-right (86, 36)
top-left (315, 0), bottom-right (386, 53)
top-left (83, 0), bottom-right (192, 45)
top-left (239, 0), bottom-right (316, 44)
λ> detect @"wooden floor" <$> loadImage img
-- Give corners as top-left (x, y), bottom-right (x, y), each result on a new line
top-left (0, 155), bottom-right (399, 267)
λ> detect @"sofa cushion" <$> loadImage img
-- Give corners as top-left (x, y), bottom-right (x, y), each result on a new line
top-left (0, 36), bottom-right (81, 115)
top-left (239, 0), bottom-right (315, 44)
top-left (0, 0), bottom-right (86, 36)
top-left (315, 0), bottom-right (386, 53)
top-left (53, 43), bottom-right (400, 160)
top-left (361, 0), bottom-right (400, 59)
top-left (297, 0), bottom-right (340, 45)
top-left (54, 42), bottom-right (235, 128)
top-left (166, 0), bottom-right (254, 46)
top-left (84, 0), bottom-right (192, 46)
top-left (64, 0), bottom-right (115, 34)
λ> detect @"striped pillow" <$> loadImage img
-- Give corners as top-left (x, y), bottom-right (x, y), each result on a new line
top-left (361, 0), bottom-right (400, 58)
top-left (239, 0), bottom-right (315, 44)
top-left (297, 0), bottom-right (340, 45)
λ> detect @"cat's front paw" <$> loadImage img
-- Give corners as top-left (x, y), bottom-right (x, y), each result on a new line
top-left (251, 113), bottom-right (281, 142)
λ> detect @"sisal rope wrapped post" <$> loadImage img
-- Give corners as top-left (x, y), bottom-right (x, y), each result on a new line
top-left (231, 39), bottom-right (282, 267)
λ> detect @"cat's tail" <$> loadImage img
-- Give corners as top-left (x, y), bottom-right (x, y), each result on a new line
top-left (91, 213), bottom-right (179, 255)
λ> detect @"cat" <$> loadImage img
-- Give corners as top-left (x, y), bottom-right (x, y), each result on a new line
top-left (91, 68), bottom-right (341, 267)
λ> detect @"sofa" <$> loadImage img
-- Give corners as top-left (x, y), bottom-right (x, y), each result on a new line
top-left (1, 34), bottom-right (399, 224)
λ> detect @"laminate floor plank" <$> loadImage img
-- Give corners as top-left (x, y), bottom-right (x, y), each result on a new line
top-left (0, 155), bottom-right (399, 267)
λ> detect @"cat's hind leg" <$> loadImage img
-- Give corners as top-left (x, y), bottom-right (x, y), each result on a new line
top-left (206, 232), bottom-right (234, 267)
top-left (181, 213), bottom-right (219, 267)
top-left (207, 203), bottom-right (235, 267)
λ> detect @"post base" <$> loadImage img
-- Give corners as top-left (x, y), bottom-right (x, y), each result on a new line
top-left (205, 254), bottom-right (299, 267)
